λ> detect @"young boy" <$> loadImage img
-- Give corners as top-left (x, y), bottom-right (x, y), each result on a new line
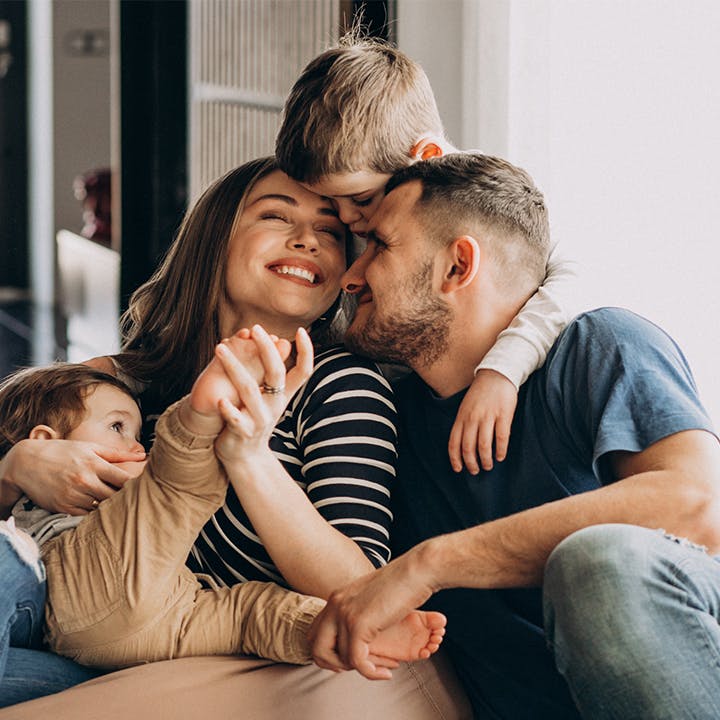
top-left (275, 33), bottom-right (575, 475)
top-left (0, 334), bottom-right (445, 678)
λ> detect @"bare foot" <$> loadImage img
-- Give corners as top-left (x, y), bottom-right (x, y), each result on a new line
top-left (368, 610), bottom-right (446, 663)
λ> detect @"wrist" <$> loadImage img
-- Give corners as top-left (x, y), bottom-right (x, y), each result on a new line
top-left (407, 539), bottom-right (448, 595)
top-left (221, 446), bottom-right (276, 474)
top-left (178, 397), bottom-right (224, 436)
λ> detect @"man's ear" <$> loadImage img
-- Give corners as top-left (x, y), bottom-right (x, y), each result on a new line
top-left (409, 135), bottom-right (445, 162)
top-left (440, 236), bottom-right (481, 293)
top-left (28, 424), bottom-right (61, 440)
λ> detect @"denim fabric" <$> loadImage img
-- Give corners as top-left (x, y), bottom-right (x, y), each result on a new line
top-left (0, 647), bottom-right (100, 708)
top-left (544, 524), bottom-right (720, 720)
top-left (0, 530), bottom-right (99, 707)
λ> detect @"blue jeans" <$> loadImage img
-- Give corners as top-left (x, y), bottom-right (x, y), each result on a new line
top-left (544, 524), bottom-right (720, 720)
top-left (0, 526), bottom-right (100, 708)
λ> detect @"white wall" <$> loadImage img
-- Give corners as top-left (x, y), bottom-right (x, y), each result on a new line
top-left (396, 0), bottom-right (464, 146)
top-left (399, 0), bottom-right (720, 426)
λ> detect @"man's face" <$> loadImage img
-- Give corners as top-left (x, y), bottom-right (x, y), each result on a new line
top-left (342, 181), bottom-right (451, 369)
top-left (302, 170), bottom-right (392, 239)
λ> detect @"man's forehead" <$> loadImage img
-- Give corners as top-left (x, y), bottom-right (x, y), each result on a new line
top-left (372, 180), bottom-right (422, 228)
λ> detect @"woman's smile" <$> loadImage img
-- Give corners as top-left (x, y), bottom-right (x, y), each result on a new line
top-left (266, 257), bottom-right (325, 286)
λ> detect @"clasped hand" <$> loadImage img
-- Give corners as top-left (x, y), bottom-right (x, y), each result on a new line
top-left (187, 325), bottom-right (313, 466)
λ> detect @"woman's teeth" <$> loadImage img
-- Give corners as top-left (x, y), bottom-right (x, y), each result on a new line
top-left (274, 265), bottom-right (316, 283)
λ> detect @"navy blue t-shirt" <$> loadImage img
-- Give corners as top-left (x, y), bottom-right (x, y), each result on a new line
top-left (391, 308), bottom-right (715, 720)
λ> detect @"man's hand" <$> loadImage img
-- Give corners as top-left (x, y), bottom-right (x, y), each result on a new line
top-left (0, 439), bottom-right (146, 516)
top-left (309, 546), bottom-right (438, 680)
top-left (448, 369), bottom-right (518, 473)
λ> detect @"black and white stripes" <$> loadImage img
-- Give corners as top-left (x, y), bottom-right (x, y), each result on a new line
top-left (188, 346), bottom-right (398, 589)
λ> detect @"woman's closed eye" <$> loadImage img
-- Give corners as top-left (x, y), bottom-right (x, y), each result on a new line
top-left (260, 211), bottom-right (289, 223)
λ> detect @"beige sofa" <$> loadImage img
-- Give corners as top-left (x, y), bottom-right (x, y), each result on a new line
top-left (0, 651), bottom-right (471, 719)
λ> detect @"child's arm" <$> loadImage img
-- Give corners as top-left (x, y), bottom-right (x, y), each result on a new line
top-left (449, 245), bottom-right (576, 473)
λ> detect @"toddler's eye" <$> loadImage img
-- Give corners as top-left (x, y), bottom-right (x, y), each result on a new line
top-left (111, 422), bottom-right (124, 433)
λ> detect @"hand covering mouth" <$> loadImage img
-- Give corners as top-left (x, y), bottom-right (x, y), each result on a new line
top-left (266, 259), bottom-right (324, 285)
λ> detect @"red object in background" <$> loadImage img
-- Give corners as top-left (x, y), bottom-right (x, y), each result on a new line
top-left (73, 168), bottom-right (111, 245)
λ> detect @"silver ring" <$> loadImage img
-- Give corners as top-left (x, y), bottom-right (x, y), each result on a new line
top-left (91, 498), bottom-right (99, 509)
top-left (262, 383), bottom-right (285, 395)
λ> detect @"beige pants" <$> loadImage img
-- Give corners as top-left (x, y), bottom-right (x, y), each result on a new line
top-left (43, 400), bottom-right (322, 669)
top-left (0, 652), bottom-right (473, 720)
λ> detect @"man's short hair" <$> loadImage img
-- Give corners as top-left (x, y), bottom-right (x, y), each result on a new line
top-left (386, 153), bottom-right (551, 291)
top-left (276, 32), bottom-right (444, 183)
top-left (0, 364), bottom-right (139, 456)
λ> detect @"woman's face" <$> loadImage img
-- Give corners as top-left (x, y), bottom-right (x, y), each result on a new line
top-left (221, 170), bottom-right (348, 336)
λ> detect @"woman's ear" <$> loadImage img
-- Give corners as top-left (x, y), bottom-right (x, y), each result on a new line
top-left (28, 424), bottom-right (61, 441)
top-left (440, 236), bottom-right (481, 293)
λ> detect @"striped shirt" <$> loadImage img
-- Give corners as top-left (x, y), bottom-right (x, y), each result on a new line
top-left (186, 345), bottom-right (398, 589)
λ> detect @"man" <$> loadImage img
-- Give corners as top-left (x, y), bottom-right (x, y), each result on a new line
top-left (310, 153), bottom-right (720, 719)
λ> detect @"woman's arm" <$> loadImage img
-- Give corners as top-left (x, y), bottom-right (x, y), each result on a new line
top-left (215, 338), bottom-right (396, 599)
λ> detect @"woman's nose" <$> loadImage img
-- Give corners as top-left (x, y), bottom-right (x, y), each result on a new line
top-left (287, 226), bottom-right (319, 253)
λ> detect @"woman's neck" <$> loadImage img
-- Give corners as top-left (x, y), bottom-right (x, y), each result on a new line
top-left (218, 305), bottom-right (307, 343)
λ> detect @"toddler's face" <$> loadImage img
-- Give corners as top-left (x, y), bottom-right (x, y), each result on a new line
top-left (303, 170), bottom-right (392, 239)
top-left (65, 384), bottom-right (144, 456)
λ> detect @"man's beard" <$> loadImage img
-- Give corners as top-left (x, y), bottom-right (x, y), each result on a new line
top-left (344, 261), bottom-right (451, 368)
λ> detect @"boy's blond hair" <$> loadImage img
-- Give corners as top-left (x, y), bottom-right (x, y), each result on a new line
top-left (276, 33), bottom-right (443, 183)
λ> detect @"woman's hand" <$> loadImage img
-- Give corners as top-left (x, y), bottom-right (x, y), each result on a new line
top-left (0, 439), bottom-right (146, 517)
top-left (212, 325), bottom-right (314, 466)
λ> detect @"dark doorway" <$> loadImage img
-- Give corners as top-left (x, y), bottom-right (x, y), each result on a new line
top-left (0, 0), bottom-right (28, 292)
top-left (118, 0), bottom-right (187, 309)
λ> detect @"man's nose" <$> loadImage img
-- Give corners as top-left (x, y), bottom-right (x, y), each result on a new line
top-left (341, 246), bottom-right (372, 294)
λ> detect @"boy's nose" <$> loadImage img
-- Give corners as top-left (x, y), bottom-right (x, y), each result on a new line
top-left (335, 199), bottom-right (362, 227)
top-left (129, 439), bottom-right (145, 453)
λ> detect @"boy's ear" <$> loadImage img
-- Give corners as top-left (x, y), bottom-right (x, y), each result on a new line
top-left (28, 424), bottom-right (61, 441)
top-left (440, 236), bottom-right (481, 293)
top-left (410, 136), bottom-right (445, 162)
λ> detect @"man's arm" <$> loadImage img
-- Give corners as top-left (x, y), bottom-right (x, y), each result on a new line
top-left (310, 429), bottom-right (720, 678)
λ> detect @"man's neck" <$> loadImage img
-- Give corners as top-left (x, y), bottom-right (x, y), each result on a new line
top-left (413, 335), bottom-right (494, 398)
top-left (413, 303), bottom-right (520, 398)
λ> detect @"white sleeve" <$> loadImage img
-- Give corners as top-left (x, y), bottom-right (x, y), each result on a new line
top-left (475, 243), bottom-right (578, 389)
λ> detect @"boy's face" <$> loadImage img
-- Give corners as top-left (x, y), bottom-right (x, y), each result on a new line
top-left (65, 383), bottom-right (144, 455)
top-left (303, 170), bottom-right (392, 238)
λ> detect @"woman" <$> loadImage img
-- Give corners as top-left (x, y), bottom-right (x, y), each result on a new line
top-left (0, 158), bottom-right (397, 703)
